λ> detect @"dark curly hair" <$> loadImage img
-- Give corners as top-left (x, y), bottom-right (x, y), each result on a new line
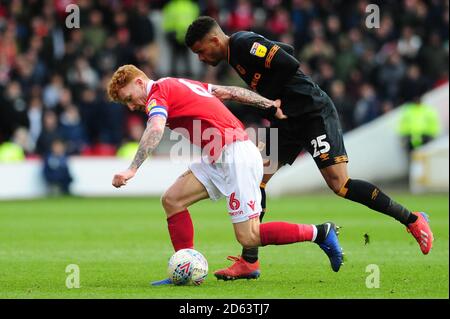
top-left (185, 16), bottom-right (219, 47)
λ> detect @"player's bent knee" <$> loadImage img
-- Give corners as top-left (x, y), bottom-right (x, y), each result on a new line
top-left (161, 191), bottom-right (183, 215)
top-left (235, 230), bottom-right (260, 248)
top-left (325, 176), bottom-right (347, 195)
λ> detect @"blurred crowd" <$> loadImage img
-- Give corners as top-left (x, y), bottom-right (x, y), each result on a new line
top-left (0, 0), bottom-right (449, 161)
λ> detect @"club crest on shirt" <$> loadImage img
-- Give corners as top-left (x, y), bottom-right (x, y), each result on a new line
top-left (250, 42), bottom-right (267, 57)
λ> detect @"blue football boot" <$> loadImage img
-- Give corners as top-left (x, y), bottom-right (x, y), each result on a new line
top-left (151, 278), bottom-right (172, 286)
top-left (317, 222), bottom-right (344, 272)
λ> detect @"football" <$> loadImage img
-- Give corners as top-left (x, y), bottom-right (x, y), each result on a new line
top-left (167, 249), bottom-right (208, 286)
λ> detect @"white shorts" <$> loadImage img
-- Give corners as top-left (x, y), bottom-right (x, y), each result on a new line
top-left (189, 140), bottom-right (263, 223)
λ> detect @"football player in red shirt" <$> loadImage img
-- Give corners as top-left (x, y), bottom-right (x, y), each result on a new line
top-left (107, 65), bottom-right (344, 283)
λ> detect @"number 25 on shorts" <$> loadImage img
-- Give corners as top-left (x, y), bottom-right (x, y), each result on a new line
top-left (311, 134), bottom-right (331, 158)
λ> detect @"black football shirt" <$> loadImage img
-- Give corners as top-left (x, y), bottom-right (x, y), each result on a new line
top-left (228, 31), bottom-right (327, 117)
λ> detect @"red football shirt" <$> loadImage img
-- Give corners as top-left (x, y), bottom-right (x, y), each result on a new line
top-left (145, 77), bottom-right (248, 160)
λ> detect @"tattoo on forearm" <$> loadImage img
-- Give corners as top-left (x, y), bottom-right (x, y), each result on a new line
top-left (129, 124), bottom-right (164, 170)
top-left (212, 86), bottom-right (273, 109)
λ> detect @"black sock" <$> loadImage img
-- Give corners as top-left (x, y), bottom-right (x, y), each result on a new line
top-left (341, 179), bottom-right (415, 225)
top-left (241, 186), bottom-right (267, 264)
top-left (241, 247), bottom-right (259, 263)
top-left (405, 208), bottom-right (418, 224)
top-left (314, 224), bottom-right (327, 243)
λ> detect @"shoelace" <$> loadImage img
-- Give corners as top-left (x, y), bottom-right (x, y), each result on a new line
top-left (226, 255), bottom-right (241, 263)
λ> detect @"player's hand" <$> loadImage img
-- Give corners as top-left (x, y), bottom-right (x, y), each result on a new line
top-left (112, 169), bottom-right (136, 188)
top-left (273, 99), bottom-right (287, 120)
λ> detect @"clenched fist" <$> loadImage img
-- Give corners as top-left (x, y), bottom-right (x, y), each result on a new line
top-left (112, 169), bottom-right (136, 188)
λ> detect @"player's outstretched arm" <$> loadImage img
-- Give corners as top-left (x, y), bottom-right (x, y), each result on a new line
top-left (210, 85), bottom-right (286, 119)
top-left (112, 115), bottom-right (167, 188)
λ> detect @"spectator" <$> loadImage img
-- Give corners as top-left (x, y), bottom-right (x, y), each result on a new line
top-left (115, 27), bottom-right (138, 68)
top-left (0, 81), bottom-right (28, 142)
top-left (96, 36), bottom-right (120, 75)
top-left (397, 97), bottom-right (441, 152)
top-left (162, 0), bottom-right (199, 77)
top-left (330, 80), bottom-right (355, 132)
top-left (397, 25), bottom-right (423, 62)
top-left (97, 73), bottom-right (125, 148)
top-left (418, 31), bottom-right (449, 81)
top-left (266, 6), bottom-right (291, 41)
top-left (299, 35), bottom-right (335, 69)
top-left (61, 29), bottom-right (86, 73)
top-left (359, 47), bottom-right (378, 85)
top-left (116, 116), bottom-right (145, 160)
top-left (66, 57), bottom-right (100, 91)
top-left (0, 21), bottom-right (18, 72)
top-left (226, 0), bottom-right (254, 33)
top-left (250, 8), bottom-right (274, 40)
top-left (78, 88), bottom-right (102, 145)
top-left (0, 136), bottom-right (25, 163)
top-left (201, 0), bottom-right (220, 22)
top-left (376, 51), bottom-right (406, 102)
top-left (42, 139), bottom-right (73, 196)
top-left (354, 83), bottom-right (380, 126)
top-left (36, 109), bottom-right (61, 156)
top-left (315, 60), bottom-right (335, 95)
top-left (11, 126), bottom-right (34, 156)
top-left (347, 27), bottom-right (367, 58)
top-left (129, 1), bottom-right (155, 48)
top-left (84, 9), bottom-right (108, 56)
top-left (291, 0), bottom-right (318, 52)
top-left (129, 1), bottom-right (158, 69)
top-left (398, 64), bottom-right (429, 104)
top-left (334, 36), bottom-right (358, 82)
top-left (43, 74), bottom-right (64, 110)
top-left (0, 0), bottom-right (447, 157)
top-left (371, 15), bottom-right (396, 51)
top-left (27, 96), bottom-right (44, 151)
top-left (59, 105), bottom-right (88, 155)
top-left (345, 68), bottom-right (364, 103)
top-left (54, 87), bottom-right (74, 116)
top-left (325, 15), bottom-right (342, 50)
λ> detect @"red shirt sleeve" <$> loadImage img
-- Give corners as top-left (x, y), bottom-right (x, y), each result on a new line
top-left (145, 81), bottom-right (170, 119)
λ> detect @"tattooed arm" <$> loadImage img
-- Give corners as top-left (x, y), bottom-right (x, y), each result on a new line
top-left (210, 85), bottom-right (286, 119)
top-left (112, 115), bottom-right (166, 188)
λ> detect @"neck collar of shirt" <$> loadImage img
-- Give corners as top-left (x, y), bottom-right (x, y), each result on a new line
top-left (146, 80), bottom-right (154, 96)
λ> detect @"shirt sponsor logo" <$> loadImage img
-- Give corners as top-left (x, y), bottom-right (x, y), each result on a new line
top-left (251, 72), bottom-right (262, 90)
top-left (250, 42), bottom-right (267, 58)
top-left (229, 210), bottom-right (244, 217)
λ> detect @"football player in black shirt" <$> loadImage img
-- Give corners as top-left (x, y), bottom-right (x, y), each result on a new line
top-left (185, 16), bottom-right (433, 281)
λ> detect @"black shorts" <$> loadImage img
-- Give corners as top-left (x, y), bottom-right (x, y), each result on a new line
top-left (266, 94), bottom-right (348, 169)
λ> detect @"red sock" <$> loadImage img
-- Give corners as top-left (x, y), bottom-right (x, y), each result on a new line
top-left (167, 209), bottom-right (194, 251)
top-left (260, 222), bottom-right (315, 246)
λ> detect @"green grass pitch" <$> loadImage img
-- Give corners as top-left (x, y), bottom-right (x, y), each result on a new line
top-left (0, 193), bottom-right (448, 299)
